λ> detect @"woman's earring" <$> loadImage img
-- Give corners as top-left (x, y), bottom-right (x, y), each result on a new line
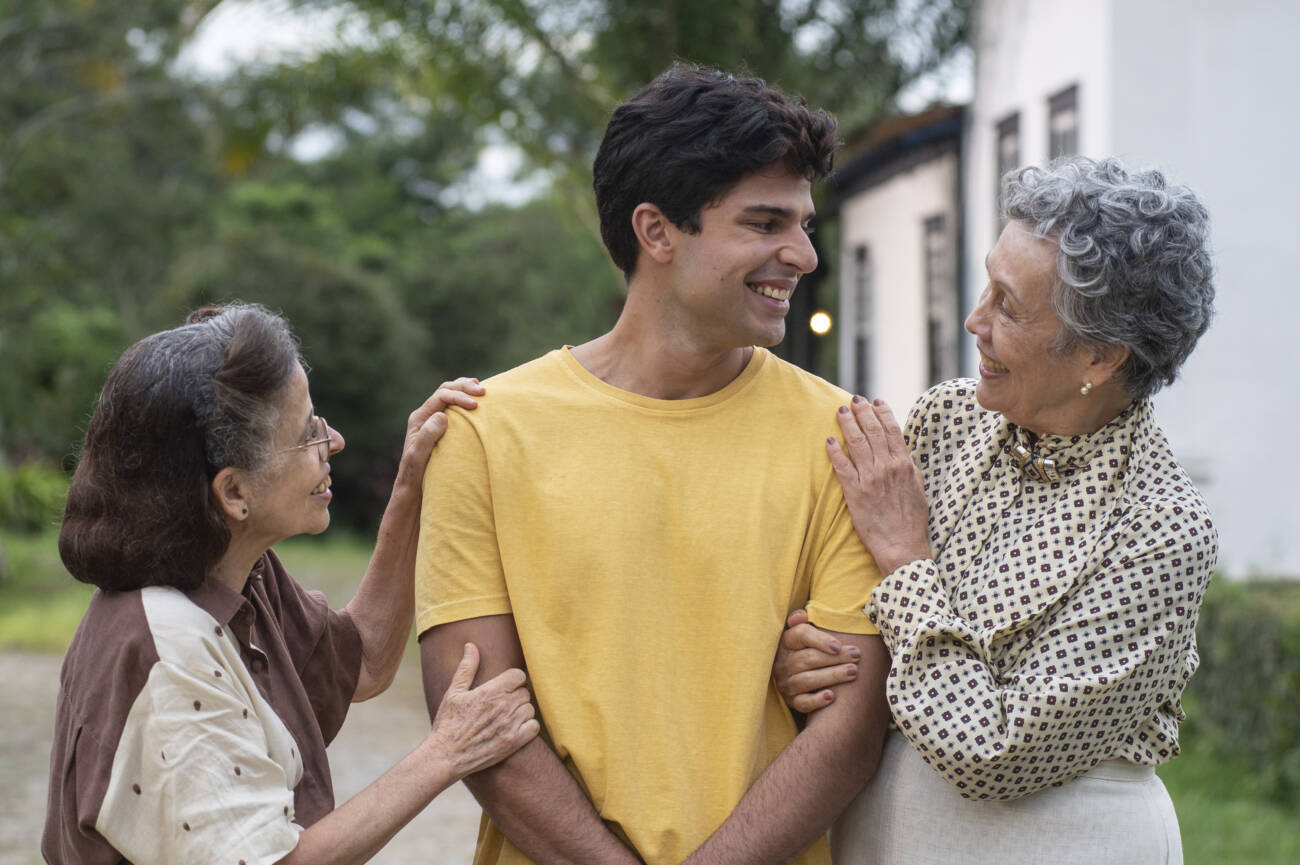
top-left (1080, 381), bottom-right (1094, 396)
top-left (241, 507), bottom-right (248, 516)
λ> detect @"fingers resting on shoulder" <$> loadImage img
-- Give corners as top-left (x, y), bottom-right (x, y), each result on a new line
top-left (400, 376), bottom-right (485, 467)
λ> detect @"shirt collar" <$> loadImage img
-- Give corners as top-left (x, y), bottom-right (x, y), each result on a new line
top-left (1007, 399), bottom-right (1145, 482)
top-left (184, 555), bottom-right (270, 626)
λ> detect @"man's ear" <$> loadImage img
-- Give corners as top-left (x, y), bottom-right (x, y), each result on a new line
top-left (211, 467), bottom-right (252, 522)
top-left (631, 203), bottom-right (676, 265)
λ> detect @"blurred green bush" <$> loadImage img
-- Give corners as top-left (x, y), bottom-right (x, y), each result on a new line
top-left (0, 461), bottom-right (69, 534)
top-left (1185, 579), bottom-right (1300, 804)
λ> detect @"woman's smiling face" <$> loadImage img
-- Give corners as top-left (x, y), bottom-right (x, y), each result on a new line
top-left (964, 221), bottom-right (1101, 435)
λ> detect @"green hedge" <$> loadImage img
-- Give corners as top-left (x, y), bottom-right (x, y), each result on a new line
top-left (1185, 579), bottom-right (1300, 804)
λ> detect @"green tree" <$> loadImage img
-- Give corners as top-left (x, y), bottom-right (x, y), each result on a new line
top-left (1, 0), bottom-right (971, 531)
top-left (0, 0), bottom-right (224, 460)
top-left (336, 0), bottom-right (971, 187)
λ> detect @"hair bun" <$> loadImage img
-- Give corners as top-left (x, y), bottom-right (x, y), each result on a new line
top-left (186, 307), bottom-right (226, 325)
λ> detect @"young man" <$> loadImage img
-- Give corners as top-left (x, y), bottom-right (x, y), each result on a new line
top-left (416, 64), bottom-right (890, 865)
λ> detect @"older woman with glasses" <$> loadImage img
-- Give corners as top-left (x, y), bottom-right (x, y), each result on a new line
top-left (43, 304), bottom-right (539, 865)
top-left (777, 157), bottom-right (1215, 864)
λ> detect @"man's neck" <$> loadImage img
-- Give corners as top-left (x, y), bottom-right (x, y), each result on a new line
top-left (569, 321), bottom-right (755, 400)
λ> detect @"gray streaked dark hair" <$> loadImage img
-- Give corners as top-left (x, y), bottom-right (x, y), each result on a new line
top-left (1002, 156), bottom-right (1214, 399)
top-left (185, 304), bottom-right (302, 475)
top-left (60, 303), bottom-right (302, 592)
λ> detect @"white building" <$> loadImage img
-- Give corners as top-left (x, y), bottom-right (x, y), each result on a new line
top-left (831, 106), bottom-right (966, 416)
top-left (834, 0), bottom-right (1300, 577)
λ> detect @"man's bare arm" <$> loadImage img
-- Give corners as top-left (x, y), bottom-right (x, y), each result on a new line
top-left (682, 631), bottom-right (889, 865)
top-left (420, 615), bottom-right (642, 865)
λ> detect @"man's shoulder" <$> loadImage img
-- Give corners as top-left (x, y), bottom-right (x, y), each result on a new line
top-left (448, 349), bottom-right (576, 427)
top-left (481, 349), bottom-right (569, 392)
top-left (753, 349), bottom-right (851, 408)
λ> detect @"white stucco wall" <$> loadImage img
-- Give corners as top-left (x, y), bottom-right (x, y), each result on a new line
top-left (964, 0), bottom-right (1113, 369)
top-left (966, 0), bottom-right (1300, 576)
top-left (837, 152), bottom-right (960, 415)
top-left (1108, 0), bottom-right (1300, 576)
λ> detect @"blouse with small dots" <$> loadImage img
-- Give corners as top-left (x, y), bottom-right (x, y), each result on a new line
top-left (866, 379), bottom-right (1217, 801)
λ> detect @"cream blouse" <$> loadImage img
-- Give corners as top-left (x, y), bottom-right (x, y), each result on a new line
top-left (866, 379), bottom-right (1217, 801)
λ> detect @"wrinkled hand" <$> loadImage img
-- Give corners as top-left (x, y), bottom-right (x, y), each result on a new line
top-left (396, 377), bottom-right (486, 483)
top-left (427, 643), bottom-right (539, 779)
top-left (827, 397), bottom-right (932, 574)
top-left (773, 609), bottom-right (861, 714)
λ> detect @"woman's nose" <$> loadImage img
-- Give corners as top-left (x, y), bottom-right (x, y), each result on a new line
top-left (966, 289), bottom-right (990, 336)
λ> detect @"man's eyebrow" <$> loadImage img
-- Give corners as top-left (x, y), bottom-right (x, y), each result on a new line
top-left (739, 204), bottom-right (813, 222)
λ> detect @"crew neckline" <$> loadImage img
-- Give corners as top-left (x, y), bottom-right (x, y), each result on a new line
top-left (555, 345), bottom-right (769, 412)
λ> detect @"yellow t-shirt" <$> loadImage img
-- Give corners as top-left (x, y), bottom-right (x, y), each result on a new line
top-left (416, 347), bottom-right (880, 865)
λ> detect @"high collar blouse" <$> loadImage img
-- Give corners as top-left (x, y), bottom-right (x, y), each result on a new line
top-left (865, 379), bottom-right (1217, 801)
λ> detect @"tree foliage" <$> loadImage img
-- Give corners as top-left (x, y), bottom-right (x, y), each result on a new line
top-left (1, 0), bottom-right (970, 529)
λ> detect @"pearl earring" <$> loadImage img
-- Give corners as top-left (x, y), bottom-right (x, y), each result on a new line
top-left (1080, 381), bottom-right (1094, 396)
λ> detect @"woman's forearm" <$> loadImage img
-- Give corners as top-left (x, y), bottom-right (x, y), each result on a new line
top-left (279, 736), bottom-right (453, 865)
top-left (344, 481), bottom-right (422, 700)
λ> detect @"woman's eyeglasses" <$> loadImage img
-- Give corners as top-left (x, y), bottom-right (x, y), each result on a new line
top-left (278, 415), bottom-right (331, 461)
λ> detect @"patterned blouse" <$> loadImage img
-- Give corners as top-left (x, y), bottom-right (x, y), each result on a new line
top-left (865, 379), bottom-right (1217, 801)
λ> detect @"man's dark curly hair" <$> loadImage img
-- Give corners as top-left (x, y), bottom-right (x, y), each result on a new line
top-left (593, 63), bottom-right (838, 278)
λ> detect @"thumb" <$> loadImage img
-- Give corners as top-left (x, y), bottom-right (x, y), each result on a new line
top-left (448, 642), bottom-right (480, 694)
top-left (786, 608), bottom-right (810, 629)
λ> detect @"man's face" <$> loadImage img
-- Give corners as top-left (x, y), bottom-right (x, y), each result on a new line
top-left (665, 164), bottom-right (818, 351)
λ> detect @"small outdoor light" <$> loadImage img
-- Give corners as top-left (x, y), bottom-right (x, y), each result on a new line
top-left (809, 310), bottom-right (832, 335)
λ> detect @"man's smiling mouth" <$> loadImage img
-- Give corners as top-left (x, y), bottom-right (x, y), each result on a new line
top-left (748, 282), bottom-right (793, 301)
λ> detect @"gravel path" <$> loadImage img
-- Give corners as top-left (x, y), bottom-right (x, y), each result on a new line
top-left (0, 651), bottom-right (482, 865)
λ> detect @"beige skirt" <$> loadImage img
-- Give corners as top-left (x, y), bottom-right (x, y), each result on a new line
top-left (831, 732), bottom-right (1182, 865)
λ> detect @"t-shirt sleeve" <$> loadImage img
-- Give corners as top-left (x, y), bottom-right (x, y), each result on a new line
top-left (261, 551), bottom-right (361, 743)
top-left (94, 662), bottom-right (301, 865)
top-left (804, 464), bottom-right (882, 636)
top-left (415, 407), bottom-right (513, 635)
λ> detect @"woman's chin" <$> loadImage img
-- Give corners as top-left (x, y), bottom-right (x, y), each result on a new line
top-left (973, 377), bottom-right (1001, 412)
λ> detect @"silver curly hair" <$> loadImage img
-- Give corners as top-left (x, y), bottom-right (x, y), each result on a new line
top-left (1001, 156), bottom-right (1214, 399)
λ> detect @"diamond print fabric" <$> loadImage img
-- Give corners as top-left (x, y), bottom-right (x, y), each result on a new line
top-left (864, 379), bottom-right (1217, 800)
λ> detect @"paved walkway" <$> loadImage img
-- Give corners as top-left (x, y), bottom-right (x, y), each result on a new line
top-left (0, 651), bottom-right (482, 865)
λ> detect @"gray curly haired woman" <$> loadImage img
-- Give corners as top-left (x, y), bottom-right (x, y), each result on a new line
top-left (774, 157), bottom-right (1215, 865)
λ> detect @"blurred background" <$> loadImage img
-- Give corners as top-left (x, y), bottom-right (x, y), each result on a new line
top-left (1, 1), bottom-right (1297, 863)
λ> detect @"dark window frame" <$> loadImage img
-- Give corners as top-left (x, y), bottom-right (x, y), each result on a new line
top-left (852, 244), bottom-right (873, 397)
top-left (923, 214), bottom-right (959, 385)
top-left (995, 112), bottom-right (1020, 233)
top-left (1048, 84), bottom-right (1079, 160)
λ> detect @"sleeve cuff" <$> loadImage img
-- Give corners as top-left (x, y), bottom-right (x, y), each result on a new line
top-left (415, 595), bottom-right (513, 636)
top-left (806, 599), bottom-right (878, 636)
top-left (865, 558), bottom-right (945, 651)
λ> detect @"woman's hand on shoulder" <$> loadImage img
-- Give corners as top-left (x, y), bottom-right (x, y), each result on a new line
top-left (827, 397), bottom-right (932, 574)
top-left (773, 609), bottom-right (861, 714)
top-left (426, 642), bottom-right (539, 779)
top-left (396, 377), bottom-right (486, 484)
